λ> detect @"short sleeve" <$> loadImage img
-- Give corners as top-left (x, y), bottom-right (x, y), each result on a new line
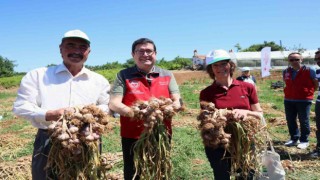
top-left (169, 72), bottom-right (180, 94)
top-left (310, 67), bottom-right (316, 79)
top-left (110, 72), bottom-right (125, 96)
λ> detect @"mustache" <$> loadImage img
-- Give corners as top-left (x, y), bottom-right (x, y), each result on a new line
top-left (68, 53), bottom-right (83, 59)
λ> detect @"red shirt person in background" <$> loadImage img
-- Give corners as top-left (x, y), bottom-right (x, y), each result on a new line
top-left (283, 52), bottom-right (318, 149)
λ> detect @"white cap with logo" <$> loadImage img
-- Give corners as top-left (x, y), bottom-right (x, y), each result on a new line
top-left (62, 29), bottom-right (90, 45)
top-left (205, 49), bottom-right (231, 65)
top-left (241, 67), bottom-right (251, 72)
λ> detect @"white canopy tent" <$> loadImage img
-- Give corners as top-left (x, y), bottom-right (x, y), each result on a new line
top-left (234, 50), bottom-right (317, 61)
top-left (193, 50), bottom-right (318, 69)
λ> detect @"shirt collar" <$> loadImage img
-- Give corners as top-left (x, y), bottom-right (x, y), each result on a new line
top-left (55, 64), bottom-right (90, 77)
top-left (135, 65), bottom-right (156, 75)
top-left (212, 79), bottom-right (240, 88)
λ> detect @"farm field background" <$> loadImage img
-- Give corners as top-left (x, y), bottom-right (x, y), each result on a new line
top-left (1, 69), bottom-right (320, 180)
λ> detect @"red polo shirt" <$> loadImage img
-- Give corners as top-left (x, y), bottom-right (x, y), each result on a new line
top-left (200, 79), bottom-right (258, 110)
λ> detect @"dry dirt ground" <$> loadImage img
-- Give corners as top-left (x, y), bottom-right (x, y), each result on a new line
top-left (172, 70), bottom-right (209, 85)
top-left (1, 70), bottom-right (320, 179)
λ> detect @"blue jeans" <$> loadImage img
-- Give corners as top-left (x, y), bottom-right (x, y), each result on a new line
top-left (284, 100), bottom-right (311, 142)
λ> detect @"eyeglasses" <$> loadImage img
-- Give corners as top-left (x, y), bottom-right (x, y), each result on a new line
top-left (315, 58), bottom-right (320, 61)
top-left (134, 49), bottom-right (155, 56)
top-left (289, 58), bottom-right (300, 62)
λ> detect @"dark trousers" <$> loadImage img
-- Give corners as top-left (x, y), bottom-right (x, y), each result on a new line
top-left (32, 129), bottom-right (51, 180)
top-left (205, 147), bottom-right (254, 180)
top-left (32, 129), bottom-right (103, 180)
top-left (315, 101), bottom-right (320, 150)
top-left (284, 100), bottom-right (311, 142)
top-left (122, 137), bottom-right (139, 180)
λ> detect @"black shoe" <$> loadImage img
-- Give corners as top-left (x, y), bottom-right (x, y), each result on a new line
top-left (310, 150), bottom-right (320, 158)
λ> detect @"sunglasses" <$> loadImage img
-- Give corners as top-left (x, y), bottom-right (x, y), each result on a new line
top-left (315, 58), bottom-right (320, 61)
top-left (289, 59), bottom-right (300, 62)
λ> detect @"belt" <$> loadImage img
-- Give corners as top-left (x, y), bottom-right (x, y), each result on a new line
top-left (38, 129), bottom-right (48, 133)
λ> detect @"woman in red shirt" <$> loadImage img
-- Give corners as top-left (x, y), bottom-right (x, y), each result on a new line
top-left (199, 49), bottom-right (263, 180)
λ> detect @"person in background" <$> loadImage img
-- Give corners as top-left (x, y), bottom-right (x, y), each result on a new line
top-left (200, 49), bottom-right (263, 180)
top-left (236, 67), bottom-right (256, 85)
top-left (283, 52), bottom-right (318, 149)
top-left (311, 49), bottom-right (320, 157)
top-left (108, 38), bottom-right (181, 180)
top-left (12, 29), bottom-right (110, 179)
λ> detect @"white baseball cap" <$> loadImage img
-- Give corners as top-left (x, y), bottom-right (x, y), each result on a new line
top-left (205, 49), bottom-right (231, 65)
top-left (62, 29), bottom-right (90, 45)
top-left (241, 67), bottom-right (250, 71)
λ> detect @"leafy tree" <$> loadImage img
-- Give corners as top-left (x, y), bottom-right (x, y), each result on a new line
top-left (157, 56), bottom-right (192, 70)
top-left (234, 43), bottom-right (242, 52)
top-left (241, 41), bottom-right (285, 52)
top-left (172, 56), bottom-right (192, 68)
top-left (123, 58), bottom-right (135, 68)
top-left (157, 58), bottom-right (170, 69)
top-left (0, 56), bottom-right (16, 77)
top-left (86, 61), bottom-right (123, 71)
top-left (47, 64), bottom-right (57, 67)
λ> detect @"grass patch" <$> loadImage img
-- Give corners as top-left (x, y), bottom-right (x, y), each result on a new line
top-left (102, 126), bottom-right (122, 153)
top-left (0, 75), bottom-right (23, 88)
top-left (257, 79), bottom-right (285, 112)
top-left (96, 68), bottom-right (123, 83)
top-left (0, 92), bottom-right (16, 99)
top-left (171, 127), bottom-right (212, 179)
top-left (179, 79), bottom-right (211, 109)
top-left (1, 141), bottom-right (33, 161)
top-left (14, 141), bottom-right (34, 159)
top-left (0, 119), bottom-right (30, 133)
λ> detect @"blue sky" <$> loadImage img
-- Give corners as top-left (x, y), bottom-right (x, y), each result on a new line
top-left (1, 0), bottom-right (319, 72)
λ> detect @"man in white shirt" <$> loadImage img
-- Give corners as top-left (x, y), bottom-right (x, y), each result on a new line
top-left (13, 29), bottom-right (110, 179)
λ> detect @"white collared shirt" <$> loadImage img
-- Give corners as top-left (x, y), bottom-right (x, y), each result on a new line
top-left (13, 64), bottom-right (110, 129)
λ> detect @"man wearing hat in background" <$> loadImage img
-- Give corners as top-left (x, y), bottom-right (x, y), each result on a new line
top-left (236, 67), bottom-right (256, 85)
top-left (13, 29), bottom-right (110, 179)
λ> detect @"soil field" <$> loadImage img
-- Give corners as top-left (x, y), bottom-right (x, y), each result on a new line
top-left (172, 70), bottom-right (208, 85)
top-left (1, 69), bottom-right (320, 179)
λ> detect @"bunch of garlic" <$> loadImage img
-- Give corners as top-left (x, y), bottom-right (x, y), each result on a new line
top-left (197, 101), bottom-right (233, 149)
top-left (47, 104), bottom-right (108, 155)
top-left (131, 97), bottom-right (177, 131)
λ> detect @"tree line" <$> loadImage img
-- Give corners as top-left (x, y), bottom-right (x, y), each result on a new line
top-left (0, 56), bottom-right (193, 78)
top-left (0, 41), bottom-right (306, 78)
top-left (0, 56), bottom-right (17, 77)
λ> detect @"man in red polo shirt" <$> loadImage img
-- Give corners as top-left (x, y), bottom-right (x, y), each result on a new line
top-left (109, 38), bottom-right (181, 180)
